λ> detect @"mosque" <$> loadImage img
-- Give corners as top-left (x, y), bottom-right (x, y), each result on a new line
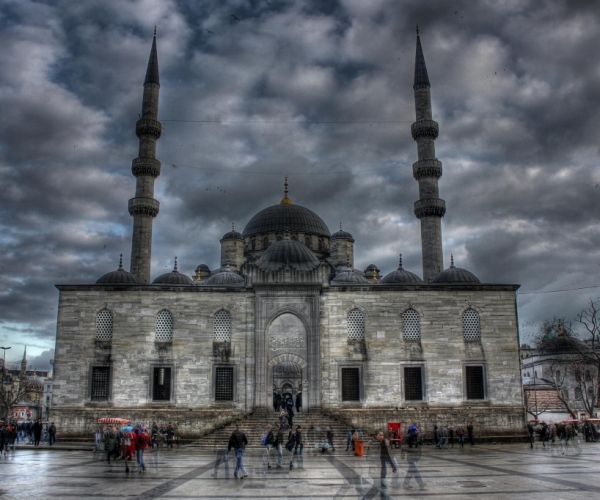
top-left (51, 31), bottom-right (525, 437)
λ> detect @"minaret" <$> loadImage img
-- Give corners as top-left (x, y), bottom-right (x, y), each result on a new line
top-left (129, 28), bottom-right (162, 283)
top-left (21, 346), bottom-right (27, 376)
top-left (411, 26), bottom-right (445, 282)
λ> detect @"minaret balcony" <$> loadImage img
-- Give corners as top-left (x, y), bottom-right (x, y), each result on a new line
top-left (128, 197), bottom-right (160, 218)
top-left (411, 119), bottom-right (439, 140)
top-left (136, 119), bottom-right (162, 139)
top-left (413, 159), bottom-right (442, 180)
top-left (132, 158), bottom-right (162, 178)
top-left (414, 198), bottom-right (446, 219)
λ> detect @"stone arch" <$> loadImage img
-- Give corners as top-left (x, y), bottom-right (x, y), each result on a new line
top-left (344, 304), bottom-right (369, 317)
top-left (265, 307), bottom-right (310, 335)
top-left (458, 303), bottom-right (482, 317)
top-left (398, 303), bottom-right (424, 317)
top-left (210, 304), bottom-right (236, 317)
top-left (268, 353), bottom-right (307, 369)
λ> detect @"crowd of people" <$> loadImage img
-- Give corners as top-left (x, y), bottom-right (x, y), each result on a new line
top-left (100, 423), bottom-right (153, 473)
top-left (0, 419), bottom-right (56, 454)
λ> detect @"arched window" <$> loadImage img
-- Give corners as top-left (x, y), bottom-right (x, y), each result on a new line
top-left (462, 308), bottom-right (481, 340)
top-left (214, 310), bottom-right (232, 341)
top-left (347, 309), bottom-right (365, 340)
top-left (263, 237), bottom-right (269, 249)
top-left (96, 309), bottom-right (113, 340)
top-left (318, 238), bottom-right (324, 251)
top-left (155, 310), bottom-right (173, 342)
top-left (304, 236), bottom-right (311, 248)
top-left (402, 308), bottom-right (420, 340)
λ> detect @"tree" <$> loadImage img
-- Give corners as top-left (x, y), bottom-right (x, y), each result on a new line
top-left (0, 372), bottom-right (28, 421)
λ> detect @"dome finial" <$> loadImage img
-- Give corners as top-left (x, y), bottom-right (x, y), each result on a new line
top-left (174, 256), bottom-right (178, 272)
top-left (232, 222), bottom-right (235, 232)
top-left (154, 25), bottom-right (157, 37)
top-left (398, 253), bottom-right (403, 269)
top-left (416, 24), bottom-right (419, 35)
top-left (280, 176), bottom-right (292, 204)
top-left (118, 254), bottom-right (124, 270)
top-left (450, 254), bottom-right (455, 268)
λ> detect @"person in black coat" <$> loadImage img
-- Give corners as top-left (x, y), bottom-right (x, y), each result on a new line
top-left (32, 419), bottom-right (43, 447)
top-left (467, 422), bottom-right (475, 446)
top-left (295, 392), bottom-right (302, 412)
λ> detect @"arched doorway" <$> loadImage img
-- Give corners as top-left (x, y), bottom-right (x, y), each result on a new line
top-left (272, 361), bottom-right (302, 411)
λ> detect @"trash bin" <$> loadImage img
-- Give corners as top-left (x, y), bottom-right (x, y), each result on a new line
top-left (355, 439), bottom-right (365, 456)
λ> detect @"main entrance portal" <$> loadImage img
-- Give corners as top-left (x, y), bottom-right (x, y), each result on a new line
top-left (273, 361), bottom-right (302, 411)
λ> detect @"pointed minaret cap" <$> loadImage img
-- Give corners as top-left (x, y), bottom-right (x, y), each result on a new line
top-left (145, 27), bottom-right (160, 86)
top-left (280, 176), bottom-right (292, 205)
top-left (414, 25), bottom-right (430, 89)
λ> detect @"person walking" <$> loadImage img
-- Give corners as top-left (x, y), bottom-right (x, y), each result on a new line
top-left (104, 426), bottom-right (119, 464)
top-left (326, 426), bottom-right (335, 452)
top-left (286, 406), bottom-right (294, 428)
top-left (467, 421), bottom-right (475, 446)
top-left (274, 423), bottom-right (284, 468)
top-left (440, 426), bottom-right (449, 449)
top-left (0, 424), bottom-right (9, 457)
top-left (228, 425), bottom-right (249, 479)
top-left (456, 426), bottom-right (465, 448)
top-left (401, 440), bottom-right (426, 490)
top-left (407, 423), bottom-right (420, 448)
top-left (136, 427), bottom-right (150, 473)
top-left (48, 422), bottom-right (56, 446)
top-left (279, 409), bottom-right (287, 429)
top-left (32, 418), bottom-right (43, 447)
top-left (434, 425), bottom-right (440, 448)
top-left (540, 421), bottom-right (548, 448)
top-left (150, 421), bottom-right (158, 448)
top-left (295, 392), bottom-right (302, 413)
top-left (166, 422), bottom-right (174, 448)
top-left (346, 428), bottom-right (354, 452)
top-left (448, 425), bottom-right (454, 448)
top-left (527, 422), bottom-right (535, 449)
top-left (291, 425), bottom-right (304, 469)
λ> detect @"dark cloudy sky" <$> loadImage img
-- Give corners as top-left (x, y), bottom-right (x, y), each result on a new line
top-left (1, 0), bottom-right (600, 368)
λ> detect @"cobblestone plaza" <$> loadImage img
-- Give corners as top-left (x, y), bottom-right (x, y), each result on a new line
top-left (2, 442), bottom-right (600, 499)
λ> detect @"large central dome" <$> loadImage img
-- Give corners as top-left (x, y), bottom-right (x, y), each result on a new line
top-left (243, 203), bottom-right (330, 238)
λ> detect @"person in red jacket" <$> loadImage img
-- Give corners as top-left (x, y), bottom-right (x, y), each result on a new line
top-left (136, 428), bottom-right (150, 473)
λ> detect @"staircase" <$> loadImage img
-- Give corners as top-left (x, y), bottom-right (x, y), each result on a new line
top-left (191, 412), bottom-right (352, 450)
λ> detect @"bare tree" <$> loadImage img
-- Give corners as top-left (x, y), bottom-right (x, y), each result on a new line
top-left (548, 362), bottom-right (578, 417)
top-left (523, 384), bottom-right (552, 419)
top-left (0, 373), bottom-right (28, 421)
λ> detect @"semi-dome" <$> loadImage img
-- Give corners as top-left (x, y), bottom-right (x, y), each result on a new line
top-left (204, 266), bottom-right (244, 285)
top-left (242, 179), bottom-right (330, 238)
top-left (255, 236), bottom-right (320, 272)
top-left (432, 255), bottom-right (480, 284)
top-left (221, 223), bottom-right (243, 241)
top-left (331, 223), bottom-right (354, 241)
top-left (380, 254), bottom-right (423, 284)
top-left (96, 255), bottom-right (141, 284)
top-left (153, 257), bottom-right (193, 285)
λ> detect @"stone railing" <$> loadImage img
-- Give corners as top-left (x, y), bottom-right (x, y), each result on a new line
top-left (411, 119), bottom-right (439, 140)
top-left (413, 159), bottom-right (442, 180)
top-left (414, 198), bottom-right (446, 219)
top-left (128, 197), bottom-right (160, 218)
top-left (132, 157), bottom-right (161, 178)
top-left (136, 119), bottom-right (162, 139)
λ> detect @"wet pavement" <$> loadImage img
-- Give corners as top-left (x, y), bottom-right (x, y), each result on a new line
top-left (1, 440), bottom-right (600, 499)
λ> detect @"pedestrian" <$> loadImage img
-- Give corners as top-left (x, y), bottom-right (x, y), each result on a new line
top-left (151, 421), bottom-right (158, 448)
top-left (279, 409), bottom-right (287, 429)
top-left (407, 423), bottom-right (420, 448)
top-left (434, 425), bottom-right (440, 448)
top-left (274, 423), bottom-right (284, 468)
top-left (228, 425), bottom-right (249, 479)
top-left (362, 431), bottom-right (397, 498)
top-left (286, 407), bottom-right (294, 428)
top-left (275, 393), bottom-right (282, 412)
top-left (295, 392), bottom-right (302, 413)
top-left (32, 418), bottom-right (43, 447)
top-left (326, 426), bottom-right (335, 452)
top-left (0, 424), bottom-right (9, 457)
top-left (467, 421), bottom-right (475, 445)
top-left (527, 422), bottom-right (535, 449)
top-left (548, 422), bottom-right (557, 443)
top-left (48, 422), bottom-right (56, 446)
top-left (401, 439), bottom-right (426, 490)
top-left (456, 426), bottom-right (465, 448)
top-left (166, 422), bottom-right (174, 448)
top-left (540, 421), bottom-right (548, 448)
top-left (291, 425), bottom-right (304, 469)
top-left (352, 428), bottom-right (360, 455)
top-left (440, 426), bottom-right (449, 448)
top-left (346, 428), bottom-right (354, 451)
top-left (448, 425), bottom-right (454, 448)
top-left (104, 426), bottom-right (119, 464)
top-left (136, 427), bottom-right (150, 473)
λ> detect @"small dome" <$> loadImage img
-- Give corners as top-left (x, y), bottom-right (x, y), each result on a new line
top-left (331, 223), bottom-right (354, 241)
top-left (26, 375), bottom-right (44, 388)
top-left (380, 254), bottom-right (423, 284)
top-left (153, 257), bottom-right (193, 285)
top-left (204, 267), bottom-right (244, 285)
top-left (196, 264), bottom-right (210, 271)
top-left (255, 236), bottom-right (320, 272)
top-left (221, 223), bottom-right (243, 241)
top-left (432, 255), bottom-right (480, 284)
top-left (331, 260), bottom-right (370, 284)
top-left (96, 255), bottom-right (141, 284)
top-left (365, 264), bottom-right (380, 272)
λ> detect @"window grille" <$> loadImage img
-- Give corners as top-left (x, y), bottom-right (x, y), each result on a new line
top-left (341, 367), bottom-right (360, 401)
top-left (404, 367), bottom-right (423, 400)
top-left (96, 309), bottom-right (113, 340)
top-left (462, 308), bottom-right (481, 340)
top-left (347, 309), bottom-right (365, 339)
top-left (155, 310), bottom-right (173, 342)
top-left (153, 367), bottom-right (171, 401)
top-left (465, 366), bottom-right (485, 400)
top-left (91, 367), bottom-right (110, 401)
top-left (402, 309), bottom-right (421, 340)
top-left (214, 310), bottom-right (232, 341)
top-left (215, 367), bottom-right (234, 401)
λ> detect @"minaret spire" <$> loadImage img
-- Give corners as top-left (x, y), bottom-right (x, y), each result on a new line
top-left (129, 31), bottom-right (162, 283)
top-left (21, 346), bottom-right (27, 376)
top-left (411, 29), bottom-right (445, 282)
